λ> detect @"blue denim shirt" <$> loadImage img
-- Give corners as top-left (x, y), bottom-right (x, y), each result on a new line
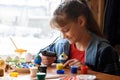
top-left (34, 32), bottom-right (120, 75)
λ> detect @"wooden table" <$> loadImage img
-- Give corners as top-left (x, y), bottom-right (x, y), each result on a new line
top-left (2, 66), bottom-right (120, 80)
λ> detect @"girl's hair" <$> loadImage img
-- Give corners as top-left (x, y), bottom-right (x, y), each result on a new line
top-left (50, 0), bottom-right (103, 37)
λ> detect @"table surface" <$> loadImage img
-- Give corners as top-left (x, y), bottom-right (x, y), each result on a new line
top-left (1, 66), bottom-right (120, 80)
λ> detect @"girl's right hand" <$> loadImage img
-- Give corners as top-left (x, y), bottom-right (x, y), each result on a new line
top-left (41, 55), bottom-right (56, 66)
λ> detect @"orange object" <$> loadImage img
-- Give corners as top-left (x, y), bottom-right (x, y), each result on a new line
top-left (10, 37), bottom-right (27, 54)
top-left (9, 72), bottom-right (18, 77)
top-left (80, 65), bottom-right (88, 74)
top-left (0, 59), bottom-right (4, 67)
top-left (14, 49), bottom-right (27, 54)
top-left (0, 59), bottom-right (5, 69)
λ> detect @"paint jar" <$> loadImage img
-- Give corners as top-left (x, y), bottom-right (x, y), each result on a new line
top-left (0, 68), bottom-right (4, 77)
top-left (80, 65), bottom-right (88, 74)
top-left (70, 66), bottom-right (78, 74)
top-left (56, 63), bottom-right (63, 70)
top-left (30, 67), bottom-right (38, 77)
top-left (38, 65), bottom-right (47, 73)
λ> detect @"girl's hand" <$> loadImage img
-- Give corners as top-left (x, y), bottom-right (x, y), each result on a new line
top-left (63, 59), bottom-right (83, 69)
top-left (41, 55), bottom-right (56, 66)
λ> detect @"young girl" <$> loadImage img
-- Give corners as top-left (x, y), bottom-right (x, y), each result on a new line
top-left (35, 0), bottom-right (120, 75)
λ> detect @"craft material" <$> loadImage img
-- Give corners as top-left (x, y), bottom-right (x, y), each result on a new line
top-left (30, 67), bottom-right (38, 77)
top-left (80, 65), bottom-right (88, 74)
top-left (70, 66), bottom-right (78, 74)
top-left (36, 72), bottom-right (46, 80)
top-left (56, 63), bottom-right (63, 70)
top-left (56, 70), bottom-right (64, 74)
top-left (0, 68), bottom-right (4, 77)
top-left (38, 65), bottom-right (47, 73)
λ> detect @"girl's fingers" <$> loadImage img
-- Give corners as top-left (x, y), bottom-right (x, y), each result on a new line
top-left (63, 59), bottom-right (76, 67)
top-left (41, 56), bottom-right (56, 65)
top-left (63, 59), bottom-right (82, 68)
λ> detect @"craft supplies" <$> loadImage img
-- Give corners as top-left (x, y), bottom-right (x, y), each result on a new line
top-left (56, 63), bottom-right (63, 70)
top-left (36, 72), bottom-right (46, 80)
top-left (30, 67), bottom-right (38, 77)
top-left (38, 65), bottom-right (47, 73)
top-left (57, 52), bottom-right (68, 63)
top-left (0, 68), bottom-right (4, 77)
top-left (56, 63), bottom-right (64, 74)
top-left (80, 65), bottom-right (88, 74)
top-left (9, 72), bottom-right (18, 77)
top-left (10, 37), bottom-right (27, 55)
top-left (56, 70), bottom-right (64, 74)
top-left (70, 66), bottom-right (78, 74)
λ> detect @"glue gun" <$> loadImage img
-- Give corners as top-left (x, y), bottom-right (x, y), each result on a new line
top-left (41, 50), bottom-right (57, 57)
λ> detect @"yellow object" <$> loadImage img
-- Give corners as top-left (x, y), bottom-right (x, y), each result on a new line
top-left (9, 72), bottom-right (18, 77)
top-left (0, 59), bottom-right (4, 66)
top-left (14, 49), bottom-right (27, 54)
top-left (0, 59), bottom-right (5, 67)
top-left (10, 37), bottom-right (27, 54)
top-left (56, 63), bottom-right (63, 70)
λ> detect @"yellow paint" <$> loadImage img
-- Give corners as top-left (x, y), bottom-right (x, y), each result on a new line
top-left (14, 49), bottom-right (27, 54)
top-left (0, 59), bottom-right (4, 67)
top-left (9, 72), bottom-right (18, 77)
top-left (56, 63), bottom-right (63, 70)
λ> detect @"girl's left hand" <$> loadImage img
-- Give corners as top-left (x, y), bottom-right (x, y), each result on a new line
top-left (63, 59), bottom-right (83, 69)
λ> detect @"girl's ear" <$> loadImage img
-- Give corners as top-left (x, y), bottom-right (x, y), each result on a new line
top-left (77, 15), bottom-right (86, 27)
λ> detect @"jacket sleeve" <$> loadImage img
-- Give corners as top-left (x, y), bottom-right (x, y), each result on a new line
top-left (34, 38), bottom-right (70, 65)
top-left (97, 46), bottom-right (120, 76)
top-left (38, 38), bottom-right (70, 55)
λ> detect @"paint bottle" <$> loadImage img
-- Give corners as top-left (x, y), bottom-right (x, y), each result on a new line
top-left (70, 66), bottom-right (78, 74)
top-left (0, 68), bottom-right (4, 77)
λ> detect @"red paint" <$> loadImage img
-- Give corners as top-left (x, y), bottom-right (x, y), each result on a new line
top-left (80, 65), bottom-right (88, 74)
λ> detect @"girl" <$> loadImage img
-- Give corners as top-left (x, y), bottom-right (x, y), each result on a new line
top-left (35, 0), bottom-right (120, 75)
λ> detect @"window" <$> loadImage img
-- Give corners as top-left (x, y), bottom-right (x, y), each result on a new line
top-left (0, 0), bottom-right (62, 57)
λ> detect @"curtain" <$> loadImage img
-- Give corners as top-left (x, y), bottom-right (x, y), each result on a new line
top-left (103, 0), bottom-right (120, 46)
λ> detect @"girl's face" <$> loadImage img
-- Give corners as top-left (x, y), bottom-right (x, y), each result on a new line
top-left (55, 18), bottom-right (85, 44)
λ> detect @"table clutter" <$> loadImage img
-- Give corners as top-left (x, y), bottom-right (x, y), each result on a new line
top-left (0, 38), bottom-right (119, 80)
top-left (0, 60), bottom-right (119, 80)
top-left (5, 54), bottom-right (34, 71)
top-left (0, 47), bottom-right (94, 80)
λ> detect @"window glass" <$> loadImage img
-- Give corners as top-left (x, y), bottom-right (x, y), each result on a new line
top-left (0, 0), bottom-right (62, 56)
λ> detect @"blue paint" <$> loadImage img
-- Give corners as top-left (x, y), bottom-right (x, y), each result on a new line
top-left (70, 66), bottom-right (78, 74)
top-left (56, 70), bottom-right (64, 74)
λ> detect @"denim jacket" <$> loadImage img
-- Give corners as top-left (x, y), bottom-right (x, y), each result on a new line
top-left (34, 32), bottom-right (120, 75)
